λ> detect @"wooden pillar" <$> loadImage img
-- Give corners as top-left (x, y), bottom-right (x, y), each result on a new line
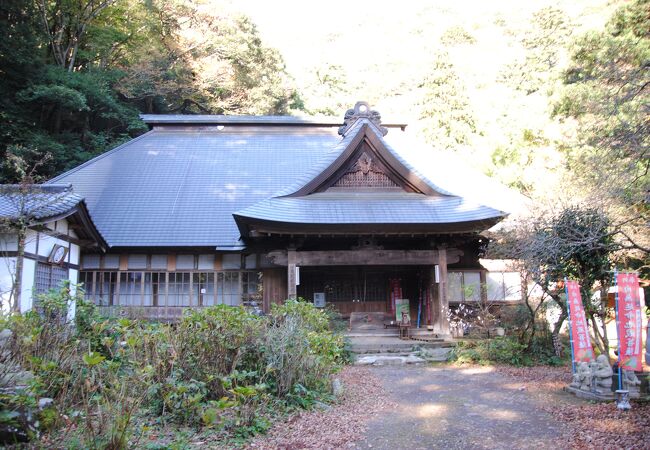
top-left (429, 265), bottom-right (438, 327)
top-left (438, 247), bottom-right (449, 335)
top-left (287, 249), bottom-right (297, 300)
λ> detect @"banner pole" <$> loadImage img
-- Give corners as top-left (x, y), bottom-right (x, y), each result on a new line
top-left (614, 268), bottom-right (622, 391)
top-left (564, 277), bottom-right (576, 374)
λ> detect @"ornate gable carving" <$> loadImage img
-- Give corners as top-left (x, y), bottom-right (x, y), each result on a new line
top-left (338, 101), bottom-right (388, 137)
top-left (332, 151), bottom-right (400, 189)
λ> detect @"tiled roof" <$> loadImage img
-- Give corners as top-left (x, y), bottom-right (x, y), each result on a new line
top-left (235, 192), bottom-right (504, 224)
top-left (139, 114), bottom-right (407, 128)
top-left (50, 128), bottom-right (342, 247)
top-left (49, 114), bottom-right (517, 249)
top-left (0, 184), bottom-right (83, 221)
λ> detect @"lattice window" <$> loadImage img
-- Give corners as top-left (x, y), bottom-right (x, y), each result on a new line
top-left (217, 272), bottom-right (240, 306)
top-left (79, 270), bottom-right (259, 308)
top-left (168, 272), bottom-right (191, 306)
top-left (242, 271), bottom-right (261, 303)
top-left (34, 263), bottom-right (68, 306)
top-left (192, 272), bottom-right (215, 306)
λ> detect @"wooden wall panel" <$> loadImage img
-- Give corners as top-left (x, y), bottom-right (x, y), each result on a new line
top-left (331, 301), bottom-right (388, 317)
top-left (262, 268), bottom-right (287, 312)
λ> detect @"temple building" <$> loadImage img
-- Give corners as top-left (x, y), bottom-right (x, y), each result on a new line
top-left (1, 102), bottom-right (524, 335)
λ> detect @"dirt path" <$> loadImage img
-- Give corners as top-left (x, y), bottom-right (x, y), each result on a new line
top-left (353, 364), bottom-right (565, 450)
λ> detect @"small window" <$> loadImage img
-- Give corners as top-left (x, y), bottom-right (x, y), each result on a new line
top-left (34, 263), bottom-right (68, 302)
top-left (128, 254), bottom-right (147, 269)
top-left (222, 254), bottom-right (241, 270)
top-left (487, 272), bottom-right (504, 301)
top-left (198, 255), bottom-right (215, 270)
top-left (448, 271), bottom-right (484, 303)
top-left (103, 254), bottom-right (119, 269)
top-left (176, 255), bottom-right (195, 270)
top-left (485, 272), bottom-right (522, 301)
top-left (151, 255), bottom-right (168, 270)
top-left (81, 254), bottom-right (100, 269)
top-left (463, 272), bottom-right (482, 302)
top-left (448, 272), bottom-right (463, 302)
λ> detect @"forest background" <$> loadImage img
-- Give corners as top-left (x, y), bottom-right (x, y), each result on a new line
top-left (0, 0), bottom-right (647, 274)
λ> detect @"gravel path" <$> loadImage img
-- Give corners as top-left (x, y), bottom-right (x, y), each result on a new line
top-left (353, 364), bottom-right (564, 450)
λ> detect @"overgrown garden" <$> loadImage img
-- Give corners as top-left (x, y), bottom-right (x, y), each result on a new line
top-left (0, 288), bottom-right (345, 448)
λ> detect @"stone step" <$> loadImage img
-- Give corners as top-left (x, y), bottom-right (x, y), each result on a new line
top-left (347, 339), bottom-right (455, 355)
top-left (354, 353), bottom-right (426, 366)
top-left (346, 331), bottom-right (446, 339)
top-left (353, 347), bottom-right (453, 365)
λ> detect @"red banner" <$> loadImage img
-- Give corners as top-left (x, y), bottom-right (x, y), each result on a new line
top-left (566, 280), bottom-right (595, 363)
top-left (616, 273), bottom-right (643, 371)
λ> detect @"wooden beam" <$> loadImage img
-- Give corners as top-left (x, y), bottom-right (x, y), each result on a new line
top-left (437, 247), bottom-right (449, 335)
top-left (287, 249), bottom-right (297, 300)
top-left (267, 249), bottom-right (462, 266)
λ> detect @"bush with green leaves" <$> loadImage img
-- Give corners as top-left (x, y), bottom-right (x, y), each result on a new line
top-left (451, 336), bottom-right (566, 367)
top-left (1, 290), bottom-right (345, 448)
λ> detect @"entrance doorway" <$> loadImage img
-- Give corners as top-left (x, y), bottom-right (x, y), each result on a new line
top-left (297, 265), bottom-right (432, 324)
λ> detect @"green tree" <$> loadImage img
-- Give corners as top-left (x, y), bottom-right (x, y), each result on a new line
top-left (0, 0), bottom-right (301, 183)
top-left (501, 7), bottom-right (572, 94)
top-left (418, 52), bottom-right (477, 149)
top-left (554, 0), bottom-right (649, 205)
top-left (554, 0), bottom-right (649, 275)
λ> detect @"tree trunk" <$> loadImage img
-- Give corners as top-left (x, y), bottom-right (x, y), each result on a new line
top-left (12, 227), bottom-right (26, 313)
top-left (552, 307), bottom-right (567, 336)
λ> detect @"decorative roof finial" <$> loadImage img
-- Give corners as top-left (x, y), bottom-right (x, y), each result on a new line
top-left (338, 101), bottom-right (388, 136)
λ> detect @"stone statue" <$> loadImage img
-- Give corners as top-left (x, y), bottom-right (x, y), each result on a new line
top-left (570, 361), bottom-right (591, 390)
top-left (622, 369), bottom-right (641, 398)
top-left (622, 369), bottom-right (641, 387)
top-left (590, 355), bottom-right (613, 394)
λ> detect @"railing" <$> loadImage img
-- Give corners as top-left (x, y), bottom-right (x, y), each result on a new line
top-left (96, 306), bottom-right (201, 321)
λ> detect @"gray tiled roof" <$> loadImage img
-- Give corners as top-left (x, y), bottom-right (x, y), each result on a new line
top-left (49, 116), bottom-right (513, 249)
top-left (235, 192), bottom-right (503, 224)
top-left (0, 184), bottom-right (83, 221)
top-left (140, 114), bottom-right (408, 129)
top-left (50, 128), bottom-right (342, 247)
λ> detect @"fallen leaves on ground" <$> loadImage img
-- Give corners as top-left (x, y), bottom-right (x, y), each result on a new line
top-left (247, 366), bottom-right (393, 449)
top-left (496, 364), bottom-right (650, 450)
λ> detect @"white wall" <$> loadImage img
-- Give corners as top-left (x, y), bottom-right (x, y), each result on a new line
top-left (0, 256), bottom-right (16, 313)
top-left (0, 219), bottom-right (82, 315)
top-left (20, 258), bottom-right (35, 313)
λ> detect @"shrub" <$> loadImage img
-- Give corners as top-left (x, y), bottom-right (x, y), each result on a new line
top-left (451, 335), bottom-right (568, 367)
top-left (176, 305), bottom-right (265, 397)
top-left (451, 337), bottom-right (528, 366)
top-left (1, 291), bottom-right (346, 447)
